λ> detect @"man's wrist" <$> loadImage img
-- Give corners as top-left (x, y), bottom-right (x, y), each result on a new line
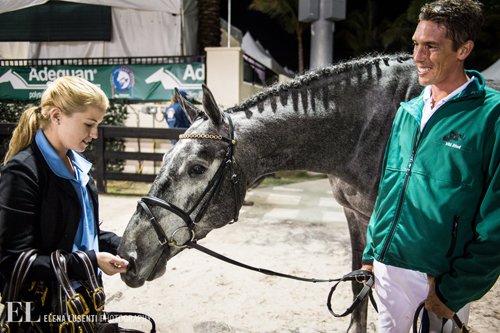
top-left (362, 258), bottom-right (374, 265)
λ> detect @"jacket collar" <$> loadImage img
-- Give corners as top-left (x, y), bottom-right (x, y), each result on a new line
top-left (400, 70), bottom-right (486, 123)
top-left (30, 141), bottom-right (84, 206)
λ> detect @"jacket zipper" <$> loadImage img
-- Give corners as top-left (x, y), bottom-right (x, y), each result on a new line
top-left (446, 215), bottom-right (460, 257)
top-left (380, 128), bottom-right (421, 260)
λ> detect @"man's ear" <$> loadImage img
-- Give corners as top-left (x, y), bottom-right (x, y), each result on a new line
top-left (457, 40), bottom-right (474, 61)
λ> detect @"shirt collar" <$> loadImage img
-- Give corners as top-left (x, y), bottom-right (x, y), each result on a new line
top-left (423, 76), bottom-right (475, 110)
top-left (68, 150), bottom-right (92, 185)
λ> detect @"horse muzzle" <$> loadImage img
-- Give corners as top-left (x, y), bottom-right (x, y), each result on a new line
top-left (119, 256), bottom-right (146, 288)
top-left (118, 245), bottom-right (170, 288)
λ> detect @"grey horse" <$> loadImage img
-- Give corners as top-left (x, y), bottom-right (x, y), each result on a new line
top-left (117, 53), bottom-right (496, 332)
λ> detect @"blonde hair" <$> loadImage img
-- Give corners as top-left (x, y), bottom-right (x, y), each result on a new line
top-left (3, 76), bottom-right (109, 164)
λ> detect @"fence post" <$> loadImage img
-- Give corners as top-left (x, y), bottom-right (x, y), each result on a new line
top-left (94, 127), bottom-right (106, 193)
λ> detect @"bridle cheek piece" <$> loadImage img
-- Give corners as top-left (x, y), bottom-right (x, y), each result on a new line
top-left (137, 114), bottom-right (241, 250)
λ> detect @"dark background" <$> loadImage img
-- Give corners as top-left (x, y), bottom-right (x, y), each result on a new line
top-left (221, 0), bottom-right (499, 73)
top-left (0, 2), bottom-right (111, 41)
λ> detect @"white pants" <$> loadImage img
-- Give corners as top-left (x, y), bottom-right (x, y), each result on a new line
top-left (373, 260), bottom-right (470, 333)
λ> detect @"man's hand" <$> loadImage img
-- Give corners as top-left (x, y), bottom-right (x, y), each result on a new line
top-left (360, 264), bottom-right (374, 286)
top-left (361, 264), bottom-right (373, 272)
top-left (425, 277), bottom-right (454, 319)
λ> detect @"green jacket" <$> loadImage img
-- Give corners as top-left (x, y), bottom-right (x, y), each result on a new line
top-left (363, 71), bottom-right (500, 312)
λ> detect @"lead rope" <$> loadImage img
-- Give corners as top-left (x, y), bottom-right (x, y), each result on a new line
top-left (185, 240), bottom-right (377, 317)
top-left (412, 302), bottom-right (471, 333)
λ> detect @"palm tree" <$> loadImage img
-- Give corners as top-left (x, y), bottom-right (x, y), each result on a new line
top-left (249, 0), bottom-right (308, 73)
top-left (381, 0), bottom-right (499, 70)
top-left (198, 0), bottom-right (221, 53)
top-left (382, 0), bottom-right (425, 53)
top-left (341, 0), bottom-right (390, 55)
top-left (465, 0), bottom-right (500, 70)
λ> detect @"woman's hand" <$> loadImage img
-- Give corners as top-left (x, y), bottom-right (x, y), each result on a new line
top-left (96, 252), bottom-right (129, 275)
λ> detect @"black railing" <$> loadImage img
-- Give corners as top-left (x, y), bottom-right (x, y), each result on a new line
top-left (0, 123), bottom-right (185, 193)
top-left (243, 53), bottom-right (279, 86)
top-left (88, 126), bottom-right (187, 192)
top-left (0, 123), bottom-right (17, 160)
top-left (0, 55), bottom-right (205, 67)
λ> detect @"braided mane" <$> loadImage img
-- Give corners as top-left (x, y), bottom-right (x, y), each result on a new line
top-left (227, 53), bottom-right (413, 114)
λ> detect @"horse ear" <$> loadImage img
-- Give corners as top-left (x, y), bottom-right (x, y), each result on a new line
top-left (175, 88), bottom-right (202, 123)
top-left (202, 84), bottom-right (223, 126)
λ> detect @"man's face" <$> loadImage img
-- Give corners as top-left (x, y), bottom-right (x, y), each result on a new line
top-left (412, 20), bottom-right (464, 89)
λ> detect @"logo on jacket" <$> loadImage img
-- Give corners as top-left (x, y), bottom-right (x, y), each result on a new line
top-left (443, 130), bottom-right (464, 149)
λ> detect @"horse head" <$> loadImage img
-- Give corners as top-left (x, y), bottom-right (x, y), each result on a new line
top-left (118, 85), bottom-right (247, 287)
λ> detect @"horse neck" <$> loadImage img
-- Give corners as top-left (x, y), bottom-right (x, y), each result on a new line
top-left (232, 56), bottom-right (420, 186)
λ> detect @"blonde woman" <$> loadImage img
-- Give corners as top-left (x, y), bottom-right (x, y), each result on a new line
top-left (0, 76), bottom-right (128, 331)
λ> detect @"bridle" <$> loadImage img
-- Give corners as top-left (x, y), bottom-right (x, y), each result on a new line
top-left (135, 113), bottom-right (377, 318)
top-left (137, 113), bottom-right (241, 250)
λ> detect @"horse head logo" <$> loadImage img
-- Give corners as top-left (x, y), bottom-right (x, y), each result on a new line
top-left (443, 130), bottom-right (465, 142)
top-left (0, 69), bottom-right (46, 90)
top-left (145, 68), bottom-right (201, 91)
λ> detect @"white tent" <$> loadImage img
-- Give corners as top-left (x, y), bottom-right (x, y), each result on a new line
top-left (0, 0), bottom-right (198, 58)
top-left (482, 59), bottom-right (500, 80)
top-left (241, 32), bottom-right (293, 77)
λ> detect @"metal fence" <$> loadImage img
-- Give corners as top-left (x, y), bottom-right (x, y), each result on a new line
top-left (243, 53), bottom-right (279, 86)
top-left (0, 55), bottom-right (205, 67)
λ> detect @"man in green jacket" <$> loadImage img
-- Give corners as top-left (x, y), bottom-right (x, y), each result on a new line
top-left (362, 0), bottom-right (500, 332)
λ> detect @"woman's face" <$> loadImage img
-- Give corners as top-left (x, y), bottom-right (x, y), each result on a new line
top-left (55, 105), bottom-right (105, 154)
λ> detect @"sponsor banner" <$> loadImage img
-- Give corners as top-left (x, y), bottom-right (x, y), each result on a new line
top-left (0, 63), bottom-right (204, 101)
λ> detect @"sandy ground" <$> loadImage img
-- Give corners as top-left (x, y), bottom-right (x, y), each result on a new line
top-left (99, 180), bottom-right (499, 333)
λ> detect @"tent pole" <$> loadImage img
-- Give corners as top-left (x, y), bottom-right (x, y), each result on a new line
top-left (227, 0), bottom-right (231, 48)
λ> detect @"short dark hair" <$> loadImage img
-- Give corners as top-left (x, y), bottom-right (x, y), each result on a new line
top-left (419, 0), bottom-right (483, 50)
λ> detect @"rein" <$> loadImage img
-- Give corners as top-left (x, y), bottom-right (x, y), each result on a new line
top-left (188, 240), bottom-right (377, 318)
top-left (136, 113), bottom-right (377, 317)
top-left (412, 302), bottom-right (471, 333)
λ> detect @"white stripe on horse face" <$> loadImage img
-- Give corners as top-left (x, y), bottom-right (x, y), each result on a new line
top-left (183, 162), bottom-right (223, 207)
top-left (164, 139), bottom-right (224, 211)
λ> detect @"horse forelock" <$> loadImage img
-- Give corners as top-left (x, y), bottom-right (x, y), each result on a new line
top-left (226, 53), bottom-right (413, 115)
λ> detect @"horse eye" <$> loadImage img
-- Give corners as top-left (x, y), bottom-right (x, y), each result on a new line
top-left (189, 164), bottom-right (207, 176)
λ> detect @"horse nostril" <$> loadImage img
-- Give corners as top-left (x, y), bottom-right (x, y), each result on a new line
top-left (126, 256), bottom-right (137, 273)
top-left (119, 252), bottom-right (137, 275)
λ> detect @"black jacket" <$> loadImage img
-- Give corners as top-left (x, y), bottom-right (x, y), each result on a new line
top-left (0, 141), bottom-right (120, 290)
